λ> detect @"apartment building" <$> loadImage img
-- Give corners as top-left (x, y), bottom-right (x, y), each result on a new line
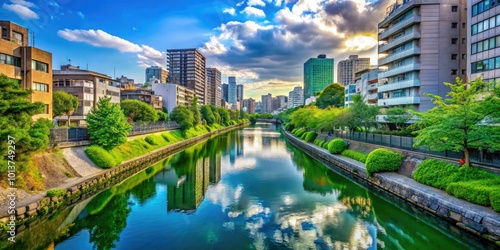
top-left (288, 86), bottom-right (304, 108)
top-left (304, 54), bottom-right (334, 100)
top-left (0, 20), bottom-right (52, 120)
top-left (121, 88), bottom-right (163, 109)
top-left (236, 84), bottom-right (244, 102)
top-left (377, 0), bottom-right (467, 112)
top-left (167, 49), bottom-right (207, 104)
top-left (145, 66), bottom-right (168, 83)
top-left (261, 93), bottom-right (272, 113)
top-left (206, 68), bottom-right (222, 107)
top-left (152, 83), bottom-right (195, 114)
top-left (337, 55), bottom-right (370, 86)
top-left (228, 76), bottom-right (237, 104)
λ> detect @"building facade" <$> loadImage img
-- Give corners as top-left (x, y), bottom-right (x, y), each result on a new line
top-left (236, 84), bottom-right (244, 102)
top-left (145, 66), bottom-right (167, 83)
top-left (358, 68), bottom-right (380, 105)
top-left (261, 93), bottom-right (272, 113)
top-left (228, 76), bottom-right (237, 104)
top-left (0, 21), bottom-right (52, 120)
top-left (120, 89), bottom-right (163, 109)
top-left (377, 0), bottom-right (467, 112)
top-left (53, 65), bottom-right (121, 126)
top-left (304, 54), bottom-right (334, 100)
top-left (337, 55), bottom-right (370, 86)
top-left (152, 83), bottom-right (195, 114)
top-left (222, 83), bottom-right (228, 102)
top-left (468, 0), bottom-right (500, 83)
top-left (167, 49), bottom-right (207, 105)
top-left (288, 86), bottom-right (304, 108)
top-left (206, 68), bottom-right (222, 107)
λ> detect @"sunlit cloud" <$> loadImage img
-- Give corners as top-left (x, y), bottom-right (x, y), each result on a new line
top-left (2, 0), bottom-right (38, 20)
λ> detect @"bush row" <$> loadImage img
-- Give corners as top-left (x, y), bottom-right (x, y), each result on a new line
top-left (365, 148), bottom-right (404, 175)
top-left (341, 149), bottom-right (368, 163)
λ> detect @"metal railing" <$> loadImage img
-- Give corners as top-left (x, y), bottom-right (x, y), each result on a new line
top-left (320, 130), bottom-right (500, 168)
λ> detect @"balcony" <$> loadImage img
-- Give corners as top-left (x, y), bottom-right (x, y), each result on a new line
top-left (378, 96), bottom-right (421, 106)
top-left (367, 93), bottom-right (379, 100)
top-left (378, 64), bottom-right (420, 79)
top-left (378, 79), bottom-right (420, 93)
top-left (379, 47), bottom-right (420, 66)
top-left (378, 31), bottom-right (420, 53)
top-left (379, 16), bottom-right (421, 40)
top-left (367, 83), bottom-right (378, 91)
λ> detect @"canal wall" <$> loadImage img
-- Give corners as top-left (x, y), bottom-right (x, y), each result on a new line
top-left (284, 130), bottom-right (500, 245)
top-left (0, 123), bottom-right (248, 233)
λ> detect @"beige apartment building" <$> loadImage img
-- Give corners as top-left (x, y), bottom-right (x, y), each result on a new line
top-left (0, 20), bottom-right (52, 120)
top-left (337, 55), bottom-right (370, 86)
top-left (167, 48), bottom-right (207, 105)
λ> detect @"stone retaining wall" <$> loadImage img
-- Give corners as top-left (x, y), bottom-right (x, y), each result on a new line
top-left (285, 130), bottom-right (500, 245)
top-left (0, 123), bottom-right (248, 235)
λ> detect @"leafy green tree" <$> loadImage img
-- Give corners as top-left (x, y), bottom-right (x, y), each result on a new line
top-left (413, 78), bottom-right (500, 166)
top-left (190, 96), bottom-right (201, 126)
top-left (210, 105), bottom-right (221, 124)
top-left (316, 83), bottom-right (345, 108)
top-left (384, 106), bottom-right (413, 130)
top-left (200, 105), bottom-right (216, 125)
top-left (170, 106), bottom-right (194, 130)
top-left (349, 94), bottom-right (379, 132)
top-left (290, 106), bottom-right (319, 129)
top-left (120, 99), bottom-right (158, 122)
top-left (156, 110), bottom-right (168, 121)
top-left (53, 90), bottom-right (79, 126)
top-left (86, 97), bottom-right (132, 150)
top-left (0, 74), bottom-right (50, 174)
top-left (218, 108), bottom-right (230, 126)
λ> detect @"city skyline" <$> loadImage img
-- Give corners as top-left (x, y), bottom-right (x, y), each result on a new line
top-left (1, 0), bottom-right (390, 100)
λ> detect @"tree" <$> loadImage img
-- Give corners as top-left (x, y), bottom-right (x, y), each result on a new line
top-left (210, 105), bottom-right (221, 124)
top-left (384, 106), bottom-right (413, 130)
top-left (157, 110), bottom-right (168, 121)
top-left (86, 97), bottom-right (132, 150)
top-left (316, 83), bottom-right (345, 109)
top-left (413, 78), bottom-right (500, 166)
top-left (170, 106), bottom-right (194, 130)
top-left (349, 94), bottom-right (379, 132)
top-left (200, 105), bottom-right (215, 125)
top-left (53, 90), bottom-right (79, 126)
top-left (0, 74), bottom-right (50, 174)
top-left (190, 96), bottom-right (201, 126)
top-left (120, 99), bottom-right (158, 122)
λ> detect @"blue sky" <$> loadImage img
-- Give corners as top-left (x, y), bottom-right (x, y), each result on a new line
top-left (1, 0), bottom-right (391, 100)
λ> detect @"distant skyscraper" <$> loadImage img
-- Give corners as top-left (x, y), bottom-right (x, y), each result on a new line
top-left (304, 54), bottom-right (334, 100)
top-left (288, 86), bottom-right (303, 108)
top-left (167, 48), bottom-right (207, 104)
top-left (236, 84), bottom-right (244, 102)
top-left (206, 68), bottom-right (222, 107)
top-left (228, 76), bottom-right (237, 104)
top-left (337, 55), bottom-right (370, 86)
top-left (145, 66), bottom-right (168, 83)
top-left (261, 93), bottom-right (272, 113)
top-left (222, 83), bottom-right (228, 102)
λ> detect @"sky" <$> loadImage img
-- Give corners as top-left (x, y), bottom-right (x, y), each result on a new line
top-left (1, 0), bottom-right (393, 100)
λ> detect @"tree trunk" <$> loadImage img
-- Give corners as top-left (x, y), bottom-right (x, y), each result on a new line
top-left (464, 147), bottom-right (471, 167)
top-left (68, 115), bottom-right (71, 127)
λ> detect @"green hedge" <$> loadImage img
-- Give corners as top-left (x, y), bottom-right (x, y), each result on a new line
top-left (365, 148), bottom-right (404, 175)
top-left (284, 123), bottom-right (294, 132)
top-left (145, 135), bottom-right (165, 146)
top-left (295, 129), bottom-right (307, 138)
top-left (447, 166), bottom-right (495, 183)
top-left (304, 131), bottom-right (317, 142)
top-left (46, 188), bottom-right (67, 197)
top-left (491, 190), bottom-right (500, 212)
top-left (328, 139), bottom-right (346, 154)
top-left (341, 149), bottom-right (368, 163)
top-left (85, 145), bottom-right (118, 169)
top-left (322, 141), bottom-right (329, 150)
top-left (413, 159), bottom-right (458, 190)
top-left (446, 179), bottom-right (500, 206)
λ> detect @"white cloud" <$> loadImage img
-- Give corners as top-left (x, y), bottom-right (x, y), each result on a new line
top-left (58, 29), bottom-right (166, 69)
top-left (200, 36), bottom-right (228, 55)
top-left (2, 0), bottom-right (38, 20)
top-left (241, 7), bottom-right (266, 17)
top-left (76, 11), bottom-right (85, 18)
top-left (248, 0), bottom-right (266, 7)
top-left (236, 1), bottom-right (245, 6)
top-left (223, 7), bottom-right (236, 16)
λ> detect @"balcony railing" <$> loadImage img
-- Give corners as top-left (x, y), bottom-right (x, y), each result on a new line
top-left (379, 47), bottom-right (420, 66)
top-left (378, 63), bottom-right (420, 79)
top-left (367, 93), bottom-right (379, 100)
top-left (378, 96), bottom-right (421, 106)
top-left (378, 79), bottom-right (420, 93)
top-left (379, 15), bottom-right (421, 39)
top-left (379, 31), bottom-right (420, 53)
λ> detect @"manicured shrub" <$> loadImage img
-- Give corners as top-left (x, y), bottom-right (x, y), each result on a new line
top-left (365, 148), bottom-right (404, 175)
top-left (145, 135), bottom-right (164, 146)
top-left (284, 123), bottom-right (294, 132)
top-left (328, 139), bottom-right (346, 154)
top-left (295, 129), bottom-right (307, 138)
top-left (304, 131), bottom-right (317, 142)
top-left (46, 188), bottom-right (67, 197)
top-left (85, 145), bottom-right (118, 168)
top-left (446, 179), bottom-right (500, 206)
top-left (490, 190), bottom-right (500, 212)
top-left (291, 128), bottom-right (298, 134)
top-left (447, 166), bottom-right (495, 183)
top-left (413, 159), bottom-right (459, 190)
top-left (300, 132), bottom-right (308, 140)
top-left (341, 149), bottom-right (368, 163)
top-left (322, 141), bottom-right (329, 150)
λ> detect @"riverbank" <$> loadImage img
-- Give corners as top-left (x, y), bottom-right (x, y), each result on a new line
top-left (0, 122), bottom-right (248, 233)
top-left (283, 129), bottom-right (500, 245)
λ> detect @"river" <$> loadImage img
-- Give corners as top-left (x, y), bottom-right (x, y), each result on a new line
top-left (3, 123), bottom-right (495, 249)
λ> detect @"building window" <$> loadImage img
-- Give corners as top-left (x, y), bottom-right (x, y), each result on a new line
top-left (451, 23), bottom-right (457, 28)
top-left (471, 55), bottom-right (500, 74)
top-left (472, 0), bottom-right (498, 16)
top-left (1, 27), bottom-right (6, 38)
top-left (451, 38), bottom-right (457, 44)
top-left (451, 54), bottom-right (457, 60)
top-left (462, 23), bottom-right (466, 28)
top-left (462, 69), bottom-right (466, 75)
top-left (451, 69), bottom-right (457, 75)
top-left (44, 104), bottom-right (49, 114)
top-left (0, 54), bottom-right (21, 67)
top-left (451, 6), bottom-right (457, 12)
top-left (12, 31), bottom-right (23, 45)
top-left (31, 60), bottom-right (48, 73)
top-left (462, 54), bottom-right (466, 59)
top-left (33, 82), bottom-right (49, 92)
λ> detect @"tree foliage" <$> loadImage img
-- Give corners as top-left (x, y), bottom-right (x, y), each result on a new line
top-left (86, 97), bottom-right (132, 150)
top-left (384, 106), bottom-right (413, 130)
top-left (413, 78), bottom-right (500, 166)
top-left (190, 96), bottom-right (201, 126)
top-left (347, 94), bottom-right (379, 132)
top-left (170, 106), bottom-right (195, 130)
top-left (53, 90), bottom-right (79, 125)
top-left (200, 105), bottom-right (216, 125)
top-left (316, 83), bottom-right (345, 108)
top-left (120, 99), bottom-right (158, 122)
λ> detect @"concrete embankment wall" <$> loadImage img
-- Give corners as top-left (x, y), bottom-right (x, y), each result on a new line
top-left (285, 130), bottom-right (500, 245)
top-left (0, 123), bottom-right (248, 232)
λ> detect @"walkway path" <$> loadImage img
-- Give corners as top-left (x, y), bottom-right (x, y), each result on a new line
top-left (62, 147), bottom-right (102, 177)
